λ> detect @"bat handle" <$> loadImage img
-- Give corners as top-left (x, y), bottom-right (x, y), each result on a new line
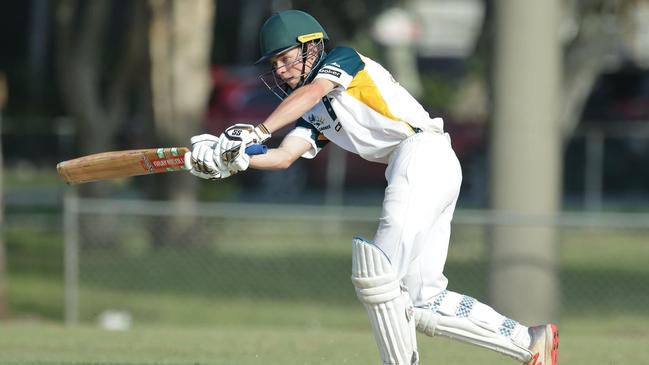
top-left (245, 144), bottom-right (267, 155)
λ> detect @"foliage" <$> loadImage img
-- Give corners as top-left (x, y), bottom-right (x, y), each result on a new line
top-left (419, 72), bottom-right (460, 112)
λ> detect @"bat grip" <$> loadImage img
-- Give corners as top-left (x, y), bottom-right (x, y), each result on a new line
top-left (245, 144), bottom-right (267, 155)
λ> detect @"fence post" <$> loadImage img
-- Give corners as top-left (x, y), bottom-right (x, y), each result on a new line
top-left (63, 189), bottom-right (79, 326)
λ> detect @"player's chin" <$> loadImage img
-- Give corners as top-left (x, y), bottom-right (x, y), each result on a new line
top-left (280, 75), bottom-right (301, 88)
top-left (285, 79), bottom-right (299, 89)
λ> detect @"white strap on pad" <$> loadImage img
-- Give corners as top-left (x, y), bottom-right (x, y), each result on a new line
top-left (351, 237), bottom-right (419, 365)
top-left (413, 305), bottom-right (532, 362)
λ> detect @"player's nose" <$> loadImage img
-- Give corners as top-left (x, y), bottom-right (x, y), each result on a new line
top-left (275, 67), bottom-right (291, 81)
top-left (274, 59), bottom-right (287, 72)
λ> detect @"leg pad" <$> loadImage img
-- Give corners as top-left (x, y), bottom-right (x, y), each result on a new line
top-left (413, 291), bottom-right (532, 362)
top-left (352, 237), bottom-right (419, 365)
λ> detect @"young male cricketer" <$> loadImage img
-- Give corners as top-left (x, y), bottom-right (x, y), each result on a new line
top-left (184, 9), bottom-right (559, 365)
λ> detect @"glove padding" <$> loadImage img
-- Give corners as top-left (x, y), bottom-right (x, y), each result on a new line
top-left (219, 136), bottom-right (250, 173)
top-left (186, 124), bottom-right (271, 180)
top-left (184, 134), bottom-right (231, 179)
top-left (220, 123), bottom-right (271, 173)
top-left (224, 123), bottom-right (271, 145)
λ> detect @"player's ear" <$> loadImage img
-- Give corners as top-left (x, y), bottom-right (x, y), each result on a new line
top-left (305, 42), bottom-right (321, 65)
top-left (308, 41), bottom-right (322, 54)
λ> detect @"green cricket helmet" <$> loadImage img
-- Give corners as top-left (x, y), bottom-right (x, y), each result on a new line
top-left (257, 10), bottom-right (329, 99)
top-left (255, 10), bottom-right (329, 64)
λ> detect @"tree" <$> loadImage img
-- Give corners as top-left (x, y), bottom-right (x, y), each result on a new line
top-left (147, 0), bottom-right (215, 247)
top-left (489, 0), bottom-right (562, 323)
top-left (487, 0), bottom-right (640, 322)
top-left (559, 0), bottom-right (635, 137)
top-left (55, 0), bottom-right (152, 246)
top-left (56, 0), bottom-right (151, 169)
top-left (55, 0), bottom-right (215, 247)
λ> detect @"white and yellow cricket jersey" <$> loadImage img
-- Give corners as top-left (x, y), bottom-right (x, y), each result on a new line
top-left (287, 47), bottom-right (444, 164)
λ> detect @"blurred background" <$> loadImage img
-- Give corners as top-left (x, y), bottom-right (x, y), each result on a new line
top-left (0, 0), bottom-right (648, 364)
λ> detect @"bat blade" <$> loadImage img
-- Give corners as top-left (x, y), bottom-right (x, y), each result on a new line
top-left (56, 144), bottom-right (267, 185)
top-left (57, 147), bottom-right (189, 184)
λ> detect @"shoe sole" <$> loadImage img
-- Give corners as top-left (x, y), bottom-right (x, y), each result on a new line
top-left (548, 324), bottom-right (559, 365)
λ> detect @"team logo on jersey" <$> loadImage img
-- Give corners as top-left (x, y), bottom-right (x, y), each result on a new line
top-left (308, 114), bottom-right (325, 127)
top-left (319, 67), bottom-right (342, 78)
top-left (308, 114), bottom-right (330, 131)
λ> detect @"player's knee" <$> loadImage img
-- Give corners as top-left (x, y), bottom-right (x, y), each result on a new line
top-left (350, 237), bottom-right (401, 304)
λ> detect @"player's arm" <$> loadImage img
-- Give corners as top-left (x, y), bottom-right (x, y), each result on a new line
top-left (249, 135), bottom-right (312, 170)
top-left (261, 78), bottom-right (336, 133)
top-left (186, 79), bottom-right (334, 179)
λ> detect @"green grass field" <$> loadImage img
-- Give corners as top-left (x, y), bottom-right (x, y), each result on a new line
top-left (2, 315), bottom-right (649, 364)
top-left (3, 207), bottom-right (649, 364)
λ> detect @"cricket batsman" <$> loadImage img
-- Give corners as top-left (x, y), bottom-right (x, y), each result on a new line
top-left (185, 9), bottom-right (559, 365)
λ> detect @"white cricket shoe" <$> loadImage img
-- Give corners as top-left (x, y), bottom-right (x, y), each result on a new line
top-left (527, 324), bottom-right (559, 365)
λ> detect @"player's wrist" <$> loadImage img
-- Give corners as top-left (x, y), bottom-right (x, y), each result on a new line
top-left (253, 123), bottom-right (271, 143)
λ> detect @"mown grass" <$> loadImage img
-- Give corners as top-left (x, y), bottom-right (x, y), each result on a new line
top-left (1, 315), bottom-right (649, 365)
top-left (6, 221), bottom-right (649, 321)
top-left (3, 212), bottom-right (649, 364)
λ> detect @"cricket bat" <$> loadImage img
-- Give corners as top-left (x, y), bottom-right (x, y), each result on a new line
top-left (56, 144), bottom-right (267, 185)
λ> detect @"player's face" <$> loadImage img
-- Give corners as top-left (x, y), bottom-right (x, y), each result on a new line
top-left (270, 44), bottom-right (321, 89)
top-left (260, 41), bottom-right (324, 100)
top-left (271, 47), bottom-right (308, 89)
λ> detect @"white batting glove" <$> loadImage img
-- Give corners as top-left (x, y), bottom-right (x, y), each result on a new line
top-left (185, 134), bottom-right (231, 179)
top-left (219, 136), bottom-right (250, 173)
top-left (190, 133), bottom-right (220, 146)
top-left (219, 123), bottom-right (271, 173)
top-left (184, 152), bottom-right (230, 180)
top-left (224, 123), bottom-right (272, 145)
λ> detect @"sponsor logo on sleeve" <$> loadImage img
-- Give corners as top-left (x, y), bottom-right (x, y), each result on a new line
top-left (319, 67), bottom-right (342, 78)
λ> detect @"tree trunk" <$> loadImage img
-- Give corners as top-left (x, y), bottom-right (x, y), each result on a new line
top-left (148, 0), bottom-right (215, 247)
top-left (488, 0), bottom-right (562, 324)
top-left (55, 0), bottom-right (152, 246)
top-left (559, 0), bottom-right (628, 138)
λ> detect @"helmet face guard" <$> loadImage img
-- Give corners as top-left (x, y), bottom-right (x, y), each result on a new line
top-left (259, 38), bottom-right (326, 100)
top-left (256, 10), bottom-right (329, 99)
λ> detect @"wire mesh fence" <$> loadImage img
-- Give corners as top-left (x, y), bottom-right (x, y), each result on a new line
top-left (61, 195), bottom-right (649, 327)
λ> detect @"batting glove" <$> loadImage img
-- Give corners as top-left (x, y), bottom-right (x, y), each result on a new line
top-left (224, 123), bottom-right (271, 145)
top-left (218, 133), bottom-right (250, 173)
top-left (219, 123), bottom-right (271, 173)
top-left (185, 134), bottom-right (231, 179)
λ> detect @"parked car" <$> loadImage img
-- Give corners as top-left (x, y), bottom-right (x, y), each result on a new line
top-left (581, 64), bottom-right (649, 122)
top-left (564, 64), bottom-right (649, 201)
top-left (206, 65), bottom-right (281, 130)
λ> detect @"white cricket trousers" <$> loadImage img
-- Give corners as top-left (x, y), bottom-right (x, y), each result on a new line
top-left (373, 131), bottom-right (462, 307)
